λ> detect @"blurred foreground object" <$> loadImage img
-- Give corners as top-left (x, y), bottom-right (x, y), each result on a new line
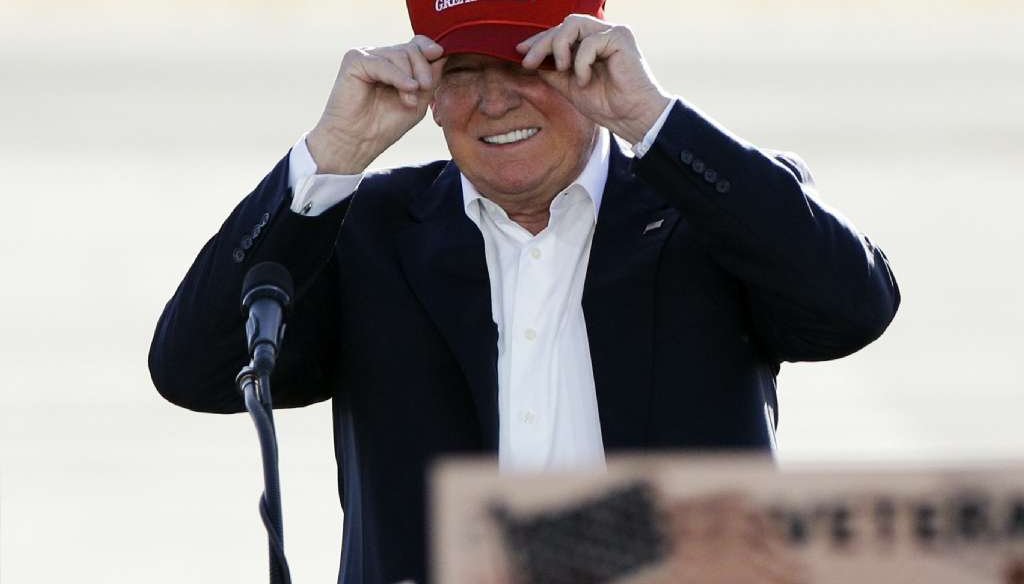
top-left (433, 456), bottom-right (1024, 583)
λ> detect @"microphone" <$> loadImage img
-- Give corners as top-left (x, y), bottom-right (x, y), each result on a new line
top-left (241, 262), bottom-right (294, 376)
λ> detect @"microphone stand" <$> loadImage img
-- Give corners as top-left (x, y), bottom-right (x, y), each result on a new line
top-left (237, 364), bottom-right (292, 584)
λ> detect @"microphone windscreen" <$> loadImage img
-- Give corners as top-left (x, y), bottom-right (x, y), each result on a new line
top-left (242, 261), bottom-right (295, 304)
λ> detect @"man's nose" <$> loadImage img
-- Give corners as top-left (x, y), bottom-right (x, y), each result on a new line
top-left (477, 69), bottom-right (521, 118)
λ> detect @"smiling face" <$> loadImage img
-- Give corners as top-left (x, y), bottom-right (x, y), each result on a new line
top-left (431, 54), bottom-right (597, 204)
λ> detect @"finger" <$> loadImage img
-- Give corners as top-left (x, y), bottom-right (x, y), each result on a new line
top-left (378, 47), bottom-right (418, 83)
top-left (521, 28), bottom-right (556, 69)
top-left (550, 21), bottom-right (583, 71)
top-left (536, 68), bottom-right (572, 97)
top-left (516, 30), bottom-right (545, 53)
top-left (402, 91), bottom-right (423, 107)
top-left (410, 34), bottom-right (444, 61)
top-left (573, 31), bottom-right (613, 86)
top-left (376, 49), bottom-right (425, 106)
top-left (355, 55), bottom-right (419, 100)
top-left (411, 86), bottom-right (435, 111)
top-left (403, 43), bottom-right (435, 90)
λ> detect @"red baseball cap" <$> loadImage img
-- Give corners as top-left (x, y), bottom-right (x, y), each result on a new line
top-left (408, 0), bottom-right (607, 64)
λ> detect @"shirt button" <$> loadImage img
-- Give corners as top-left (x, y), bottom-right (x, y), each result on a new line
top-left (521, 410), bottom-right (537, 424)
top-left (530, 248), bottom-right (542, 260)
top-left (524, 328), bottom-right (537, 341)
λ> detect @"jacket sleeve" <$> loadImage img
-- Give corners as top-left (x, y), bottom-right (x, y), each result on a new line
top-left (148, 152), bottom-right (351, 413)
top-left (634, 100), bottom-right (900, 363)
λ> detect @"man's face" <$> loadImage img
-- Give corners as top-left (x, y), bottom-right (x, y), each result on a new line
top-left (431, 54), bottom-right (597, 201)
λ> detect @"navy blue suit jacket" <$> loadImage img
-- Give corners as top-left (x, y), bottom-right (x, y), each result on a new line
top-left (149, 101), bottom-right (899, 584)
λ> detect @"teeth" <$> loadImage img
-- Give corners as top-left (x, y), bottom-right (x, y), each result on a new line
top-left (482, 128), bottom-right (539, 145)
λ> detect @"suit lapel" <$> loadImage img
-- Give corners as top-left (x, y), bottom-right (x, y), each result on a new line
top-left (584, 142), bottom-right (680, 450)
top-left (396, 163), bottom-right (499, 449)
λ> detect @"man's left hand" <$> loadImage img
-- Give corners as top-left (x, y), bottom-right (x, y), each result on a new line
top-left (517, 14), bottom-right (672, 145)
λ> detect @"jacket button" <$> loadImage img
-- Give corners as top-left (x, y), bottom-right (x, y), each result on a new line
top-left (259, 212), bottom-right (270, 226)
top-left (716, 179), bottom-right (731, 194)
top-left (240, 235), bottom-right (253, 250)
top-left (252, 224), bottom-right (262, 239)
top-left (680, 150), bottom-right (694, 165)
top-left (692, 159), bottom-right (706, 174)
top-left (232, 248), bottom-right (245, 263)
top-left (704, 169), bottom-right (718, 183)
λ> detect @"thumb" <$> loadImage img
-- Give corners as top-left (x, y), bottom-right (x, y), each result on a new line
top-left (430, 56), bottom-right (448, 80)
top-left (537, 68), bottom-right (573, 96)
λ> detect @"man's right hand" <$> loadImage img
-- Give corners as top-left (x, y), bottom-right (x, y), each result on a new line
top-left (306, 36), bottom-right (446, 175)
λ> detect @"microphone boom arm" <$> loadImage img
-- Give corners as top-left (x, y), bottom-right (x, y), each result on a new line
top-left (237, 262), bottom-right (295, 584)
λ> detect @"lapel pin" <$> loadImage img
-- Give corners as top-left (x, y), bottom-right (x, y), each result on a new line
top-left (642, 219), bottom-right (664, 235)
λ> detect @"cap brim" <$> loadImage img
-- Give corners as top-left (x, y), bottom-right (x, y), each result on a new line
top-left (437, 22), bottom-right (550, 66)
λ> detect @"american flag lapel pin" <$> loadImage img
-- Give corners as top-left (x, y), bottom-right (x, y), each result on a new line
top-left (642, 219), bottom-right (665, 235)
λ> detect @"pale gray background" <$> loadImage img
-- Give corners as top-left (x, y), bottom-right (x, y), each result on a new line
top-left (1, 0), bottom-right (1021, 582)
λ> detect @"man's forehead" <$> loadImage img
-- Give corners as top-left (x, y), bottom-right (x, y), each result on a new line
top-left (442, 53), bottom-right (528, 72)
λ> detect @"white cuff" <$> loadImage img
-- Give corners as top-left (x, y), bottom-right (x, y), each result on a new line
top-left (631, 98), bottom-right (677, 159)
top-left (287, 133), bottom-right (363, 217)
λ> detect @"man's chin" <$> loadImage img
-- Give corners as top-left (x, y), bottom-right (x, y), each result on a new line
top-left (474, 175), bottom-right (547, 200)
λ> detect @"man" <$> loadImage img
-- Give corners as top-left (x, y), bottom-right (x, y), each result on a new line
top-left (149, 1), bottom-right (900, 582)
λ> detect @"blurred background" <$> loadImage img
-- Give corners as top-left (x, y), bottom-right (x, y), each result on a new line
top-left (0, 0), bottom-right (1021, 582)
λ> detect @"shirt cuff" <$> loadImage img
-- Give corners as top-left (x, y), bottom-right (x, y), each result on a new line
top-left (287, 132), bottom-right (364, 217)
top-left (631, 98), bottom-right (677, 159)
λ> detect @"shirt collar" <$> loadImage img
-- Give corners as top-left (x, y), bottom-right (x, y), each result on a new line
top-left (461, 127), bottom-right (611, 221)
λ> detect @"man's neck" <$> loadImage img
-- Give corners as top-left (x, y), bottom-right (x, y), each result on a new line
top-left (506, 207), bottom-right (553, 236)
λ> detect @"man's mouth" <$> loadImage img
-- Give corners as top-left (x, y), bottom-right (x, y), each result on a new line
top-left (480, 127), bottom-right (540, 146)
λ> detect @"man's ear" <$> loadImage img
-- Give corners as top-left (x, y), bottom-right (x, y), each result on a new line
top-left (430, 100), bottom-right (444, 127)
top-left (429, 57), bottom-right (448, 128)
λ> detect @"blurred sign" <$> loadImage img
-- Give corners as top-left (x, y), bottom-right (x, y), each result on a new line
top-left (432, 456), bottom-right (1024, 584)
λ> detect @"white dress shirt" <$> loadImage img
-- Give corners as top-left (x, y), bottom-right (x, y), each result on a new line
top-left (285, 100), bottom-right (675, 472)
top-left (463, 128), bottom-right (609, 471)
